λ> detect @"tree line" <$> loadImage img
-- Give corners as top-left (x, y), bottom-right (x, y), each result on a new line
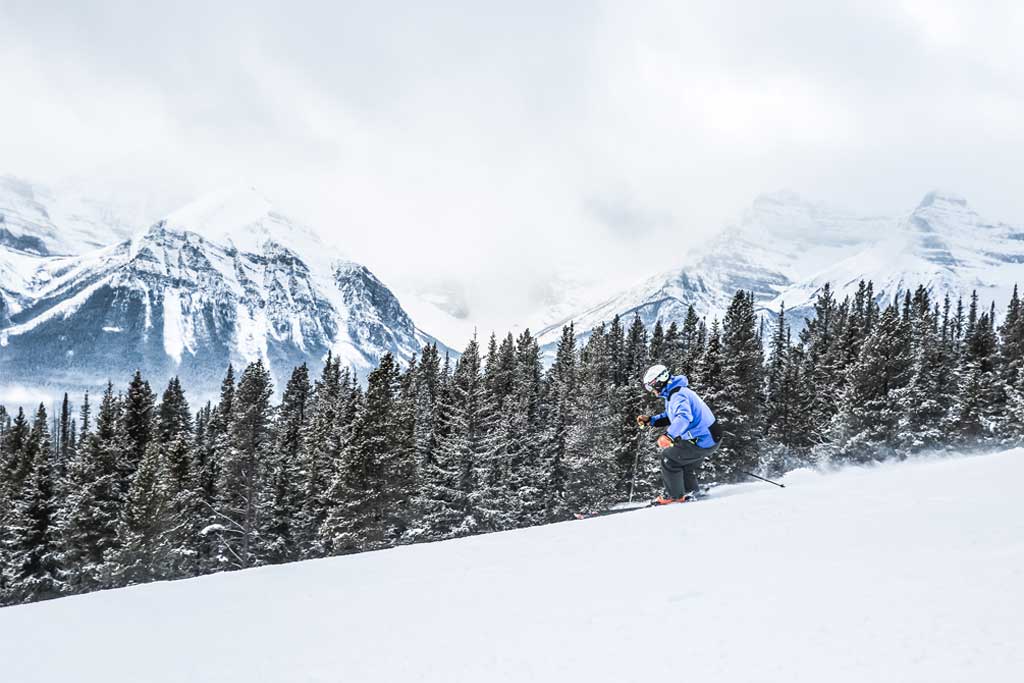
top-left (2, 281), bottom-right (1023, 606)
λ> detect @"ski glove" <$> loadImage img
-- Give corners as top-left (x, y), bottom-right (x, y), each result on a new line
top-left (636, 415), bottom-right (651, 427)
top-left (656, 434), bottom-right (674, 449)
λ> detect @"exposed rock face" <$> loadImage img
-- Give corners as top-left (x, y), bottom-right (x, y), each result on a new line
top-left (0, 186), bottom-right (448, 399)
top-left (536, 191), bottom-right (1024, 354)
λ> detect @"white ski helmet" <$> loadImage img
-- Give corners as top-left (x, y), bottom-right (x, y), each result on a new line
top-left (642, 364), bottom-right (671, 395)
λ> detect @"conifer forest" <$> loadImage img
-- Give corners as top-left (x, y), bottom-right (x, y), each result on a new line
top-left (3, 281), bottom-right (1024, 607)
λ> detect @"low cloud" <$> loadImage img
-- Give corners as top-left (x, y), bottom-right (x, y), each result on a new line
top-left (1, 1), bottom-right (1022, 334)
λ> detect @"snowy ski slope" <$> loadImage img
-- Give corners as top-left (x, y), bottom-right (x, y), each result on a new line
top-left (1, 450), bottom-right (1022, 682)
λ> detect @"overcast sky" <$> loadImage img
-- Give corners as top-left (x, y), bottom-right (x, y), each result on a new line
top-left (2, 0), bottom-right (1022, 329)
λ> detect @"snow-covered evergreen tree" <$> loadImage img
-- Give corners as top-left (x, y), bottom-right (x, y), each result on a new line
top-left (764, 304), bottom-right (809, 458)
top-left (197, 365), bottom-right (235, 516)
top-left (539, 324), bottom-right (578, 521)
top-left (951, 305), bottom-right (1000, 446)
top-left (1, 408), bottom-right (31, 499)
top-left (833, 304), bottom-right (912, 462)
top-left (649, 320), bottom-right (666, 366)
top-left (415, 339), bottom-right (488, 540)
top-left (613, 313), bottom-right (655, 501)
top-left (712, 291), bottom-right (766, 477)
top-left (695, 319), bottom-right (727, 481)
top-left (121, 371), bottom-right (156, 500)
top-left (154, 377), bottom-right (204, 578)
top-left (3, 405), bottom-right (63, 603)
top-left (57, 393), bottom-right (72, 477)
top-left (0, 406), bottom-right (10, 600)
top-left (562, 324), bottom-right (618, 513)
top-left (113, 441), bottom-right (167, 585)
top-left (319, 353), bottom-right (414, 552)
top-left (798, 284), bottom-right (843, 440)
top-left (296, 356), bottom-right (344, 557)
top-left (56, 384), bottom-right (124, 593)
top-left (998, 286), bottom-right (1024, 441)
top-left (896, 287), bottom-right (956, 453)
top-left (265, 363), bottom-right (311, 564)
top-left (680, 305), bottom-right (706, 378)
top-left (77, 391), bottom-right (92, 449)
top-left (482, 329), bottom-right (545, 530)
top-left (413, 344), bottom-right (442, 471)
top-left (484, 333), bottom-right (517, 405)
top-left (211, 359), bottom-right (274, 569)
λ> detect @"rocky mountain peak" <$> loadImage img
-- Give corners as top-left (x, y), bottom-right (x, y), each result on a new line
top-left (916, 189), bottom-right (969, 210)
top-left (0, 185), bottom-right (450, 400)
top-left (535, 191), bottom-right (1024, 356)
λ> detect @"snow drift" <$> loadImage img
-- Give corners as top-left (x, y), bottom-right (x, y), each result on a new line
top-left (1, 449), bottom-right (1021, 682)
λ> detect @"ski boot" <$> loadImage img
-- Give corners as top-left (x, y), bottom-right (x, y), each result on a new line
top-left (652, 494), bottom-right (690, 506)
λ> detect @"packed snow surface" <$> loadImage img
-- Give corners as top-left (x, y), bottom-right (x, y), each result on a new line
top-left (2, 451), bottom-right (1023, 682)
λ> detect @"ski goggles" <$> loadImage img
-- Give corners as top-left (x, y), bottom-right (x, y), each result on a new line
top-left (643, 370), bottom-right (670, 395)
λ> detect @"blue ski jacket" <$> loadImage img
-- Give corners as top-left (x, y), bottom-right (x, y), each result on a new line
top-left (651, 375), bottom-right (718, 448)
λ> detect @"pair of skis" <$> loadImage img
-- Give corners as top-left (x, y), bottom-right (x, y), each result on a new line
top-left (573, 490), bottom-right (709, 520)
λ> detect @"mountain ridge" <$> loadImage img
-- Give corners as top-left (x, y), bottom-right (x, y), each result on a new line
top-left (535, 190), bottom-right (1024, 353)
top-left (0, 185), bottom-right (452, 399)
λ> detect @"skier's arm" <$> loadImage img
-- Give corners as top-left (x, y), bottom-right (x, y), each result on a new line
top-left (666, 394), bottom-right (693, 440)
top-left (649, 412), bottom-right (670, 428)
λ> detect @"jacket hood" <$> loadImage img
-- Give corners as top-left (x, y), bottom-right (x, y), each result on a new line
top-left (659, 374), bottom-right (689, 398)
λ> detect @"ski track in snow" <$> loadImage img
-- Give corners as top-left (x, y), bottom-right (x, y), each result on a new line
top-left (1, 450), bottom-right (1022, 682)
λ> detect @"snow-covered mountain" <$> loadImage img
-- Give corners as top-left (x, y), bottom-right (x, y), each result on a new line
top-left (3, 450), bottom-right (1021, 682)
top-left (769, 191), bottom-right (1024, 316)
top-left (536, 191), bottom-right (1024, 351)
top-left (0, 175), bottom-right (141, 256)
top-left (0, 186), bottom-right (449, 398)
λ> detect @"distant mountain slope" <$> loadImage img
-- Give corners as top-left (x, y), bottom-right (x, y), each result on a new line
top-left (536, 191), bottom-right (1024, 351)
top-left (0, 186), bottom-right (449, 398)
top-left (2, 450), bottom-right (1021, 682)
top-left (0, 175), bottom-right (140, 255)
top-left (769, 191), bottom-right (1024, 317)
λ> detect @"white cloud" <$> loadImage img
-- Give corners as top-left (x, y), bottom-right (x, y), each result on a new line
top-left (1, 0), bottom-right (1022, 337)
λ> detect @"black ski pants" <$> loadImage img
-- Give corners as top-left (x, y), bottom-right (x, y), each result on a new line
top-left (661, 439), bottom-right (719, 498)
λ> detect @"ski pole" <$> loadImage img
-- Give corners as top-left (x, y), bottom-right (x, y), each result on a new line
top-left (628, 448), bottom-right (640, 503)
top-left (628, 422), bottom-right (649, 503)
top-left (738, 469), bottom-right (785, 488)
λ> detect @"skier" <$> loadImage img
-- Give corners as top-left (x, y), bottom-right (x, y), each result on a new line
top-left (636, 364), bottom-right (723, 504)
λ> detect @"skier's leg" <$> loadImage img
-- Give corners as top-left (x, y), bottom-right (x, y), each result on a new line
top-left (661, 441), bottom-right (704, 498)
top-left (682, 463), bottom-right (701, 494)
top-left (665, 441), bottom-right (716, 496)
top-left (661, 451), bottom-right (687, 499)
